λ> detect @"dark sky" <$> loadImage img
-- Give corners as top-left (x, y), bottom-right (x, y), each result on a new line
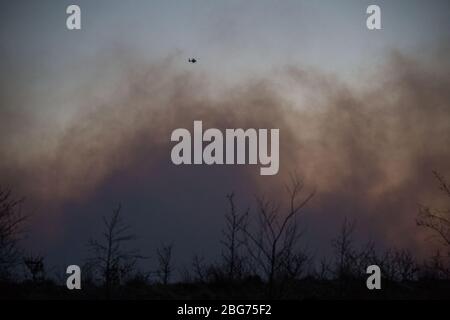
top-left (1, 0), bottom-right (450, 275)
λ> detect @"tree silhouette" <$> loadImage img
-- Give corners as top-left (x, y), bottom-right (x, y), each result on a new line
top-left (23, 254), bottom-right (45, 283)
top-left (332, 217), bottom-right (357, 281)
top-left (192, 254), bottom-right (207, 283)
top-left (242, 175), bottom-right (315, 296)
top-left (417, 171), bottom-right (450, 249)
top-left (0, 188), bottom-right (26, 280)
top-left (420, 249), bottom-right (449, 280)
top-left (87, 204), bottom-right (142, 298)
top-left (380, 249), bottom-right (417, 282)
top-left (221, 193), bottom-right (248, 281)
top-left (156, 243), bottom-right (173, 285)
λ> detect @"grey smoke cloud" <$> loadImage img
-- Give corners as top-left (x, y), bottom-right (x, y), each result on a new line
top-left (0, 45), bottom-right (450, 267)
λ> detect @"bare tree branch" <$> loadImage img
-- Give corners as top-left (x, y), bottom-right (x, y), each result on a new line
top-left (87, 204), bottom-right (143, 297)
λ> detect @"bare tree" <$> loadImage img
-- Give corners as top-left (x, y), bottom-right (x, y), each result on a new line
top-left (243, 175), bottom-right (315, 296)
top-left (417, 171), bottom-right (450, 249)
top-left (156, 243), bottom-right (173, 285)
top-left (332, 217), bottom-right (357, 280)
top-left (0, 188), bottom-right (26, 280)
top-left (316, 257), bottom-right (332, 280)
top-left (380, 248), bottom-right (417, 282)
top-left (419, 249), bottom-right (450, 280)
top-left (23, 254), bottom-right (45, 283)
top-left (331, 219), bottom-right (383, 281)
top-left (87, 204), bottom-right (142, 297)
top-left (221, 193), bottom-right (248, 281)
top-left (192, 254), bottom-right (207, 283)
top-left (179, 265), bottom-right (193, 283)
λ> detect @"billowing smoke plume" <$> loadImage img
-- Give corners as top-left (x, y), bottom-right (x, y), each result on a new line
top-left (1, 47), bottom-right (450, 262)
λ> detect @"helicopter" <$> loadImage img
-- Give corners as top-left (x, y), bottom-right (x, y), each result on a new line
top-left (188, 58), bottom-right (197, 64)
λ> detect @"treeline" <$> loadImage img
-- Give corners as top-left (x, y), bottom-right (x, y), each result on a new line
top-left (0, 173), bottom-right (449, 299)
